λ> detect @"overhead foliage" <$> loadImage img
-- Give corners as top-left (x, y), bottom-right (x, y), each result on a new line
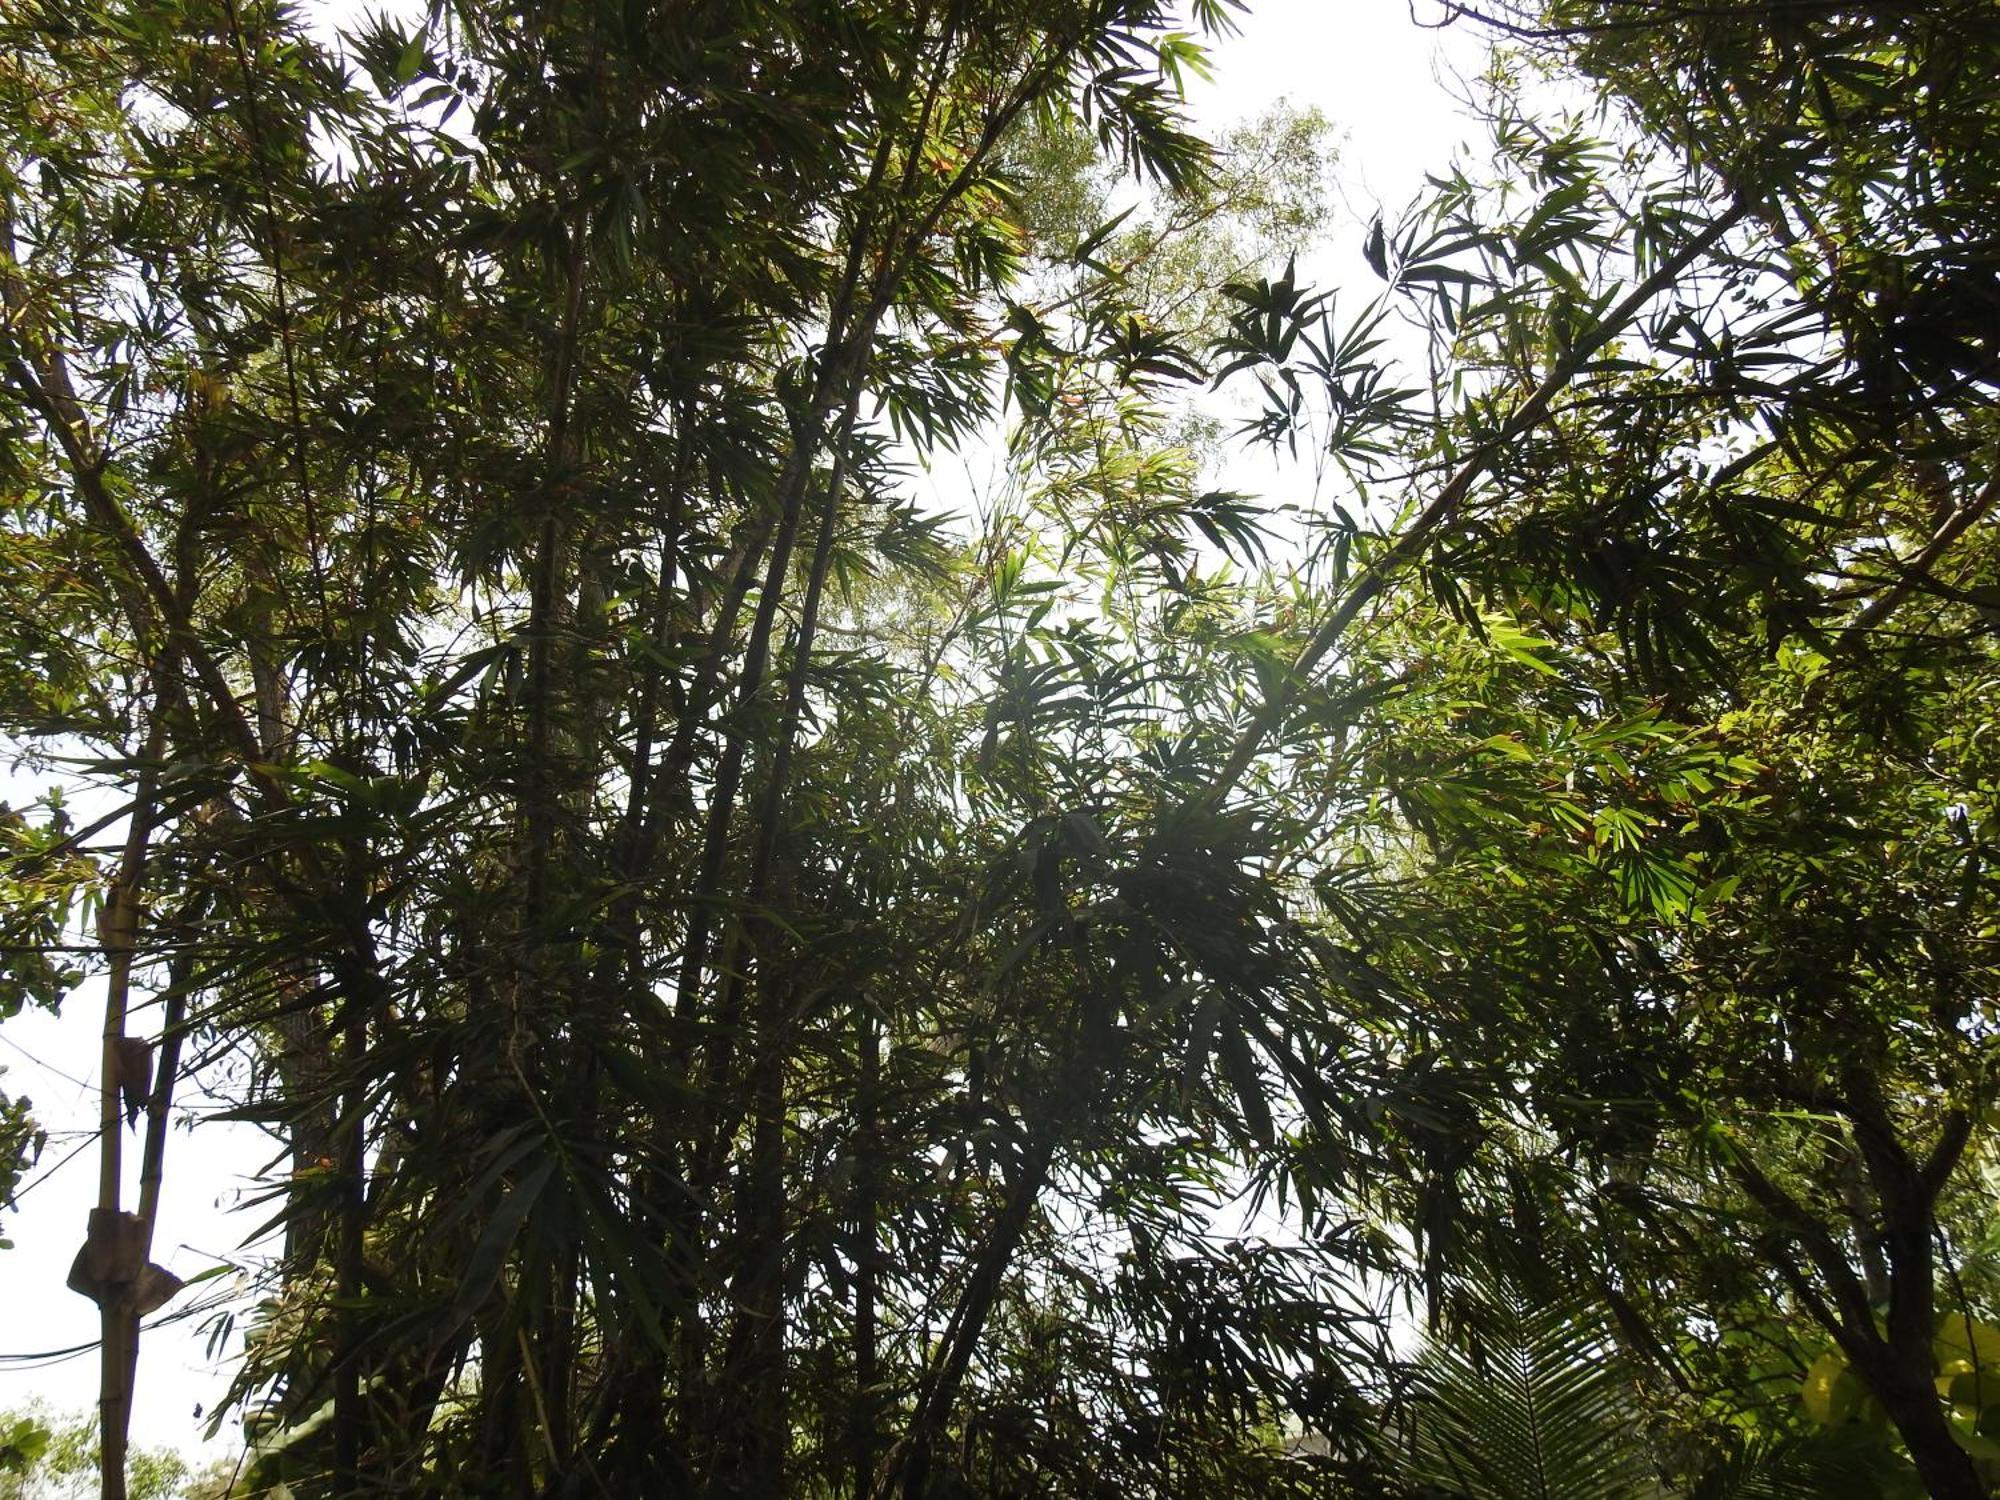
top-left (0, 0), bottom-right (1995, 1497)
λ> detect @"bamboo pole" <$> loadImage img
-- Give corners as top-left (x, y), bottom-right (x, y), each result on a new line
top-left (92, 716), bottom-right (167, 1500)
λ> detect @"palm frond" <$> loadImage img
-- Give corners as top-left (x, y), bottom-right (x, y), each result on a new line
top-left (1689, 1429), bottom-right (1923, 1500)
top-left (1402, 1275), bottom-right (1659, 1500)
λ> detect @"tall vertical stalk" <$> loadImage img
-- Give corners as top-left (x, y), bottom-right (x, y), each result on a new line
top-left (92, 708), bottom-right (168, 1500)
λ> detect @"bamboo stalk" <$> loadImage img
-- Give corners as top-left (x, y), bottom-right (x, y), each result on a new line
top-left (94, 714), bottom-right (168, 1500)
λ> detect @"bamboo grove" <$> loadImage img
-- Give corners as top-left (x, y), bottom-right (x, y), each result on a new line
top-left (0, 0), bottom-right (1996, 1495)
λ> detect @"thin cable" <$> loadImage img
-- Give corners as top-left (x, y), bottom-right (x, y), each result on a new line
top-left (0, 1028), bottom-right (94, 1089)
top-left (5, 1127), bottom-right (100, 1204)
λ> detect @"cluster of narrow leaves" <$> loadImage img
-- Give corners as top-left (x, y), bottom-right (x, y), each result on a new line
top-left (0, 0), bottom-right (1395, 1495)
top-left (1207, 4), bottom-right (2000, 1497)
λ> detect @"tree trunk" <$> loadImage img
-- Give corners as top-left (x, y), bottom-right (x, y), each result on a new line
top-left (1872, 1353), bottom-right (1987, 1500)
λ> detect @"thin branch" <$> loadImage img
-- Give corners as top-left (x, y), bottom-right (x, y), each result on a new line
top-left (1836, 466), bottom-right (2000, 644)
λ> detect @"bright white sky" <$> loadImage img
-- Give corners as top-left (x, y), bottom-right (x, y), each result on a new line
top-left (0, 0), bottom-right (1488, 1471)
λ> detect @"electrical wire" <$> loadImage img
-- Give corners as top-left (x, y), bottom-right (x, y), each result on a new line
top-left (0, 1028), bottom-right (94, 1090)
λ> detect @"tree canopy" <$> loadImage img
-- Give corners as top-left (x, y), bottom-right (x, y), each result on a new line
top-left (0, 0), bottom-right (1995, 1496)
